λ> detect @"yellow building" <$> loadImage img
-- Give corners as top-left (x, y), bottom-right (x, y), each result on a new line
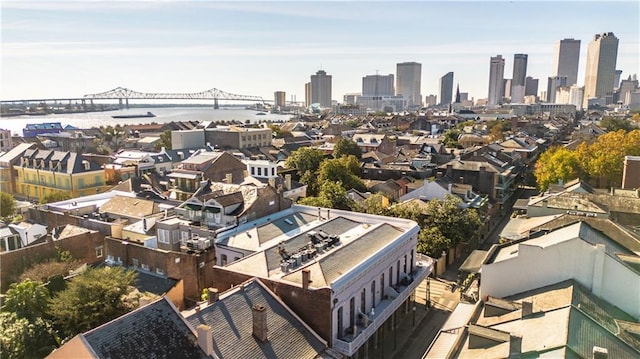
top-left (15, 148), bottom-right (109, 200)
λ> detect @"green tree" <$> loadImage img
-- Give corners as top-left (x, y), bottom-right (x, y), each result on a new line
top-left (599, 117), bottom-right (634, 132)
top-left (40, 191), bottom-right (72, 204)
top-left (267, 124), bottom-right (293, 139)
top-left (534, 146), bottom-right (581, 191)
top-left (359, 193), bottom-right (391, 216)
top-left (49, 267), bottom-right (137, 339)
top-left (299, 181), bottom-right (356, 210)
top-left (0, 312), bottom-right (58, 359)
top-left (285, 147), bottom-right (326, 196)
top-left (0, 191), bottom-right (16, 219)
top-left (317, 156), bottom-right (366, 192)
top-left (3, 279), bottom-right (50, 322)
top-left (333, 138), bottom-right (362, 159)
top-left (417, 227), bottom-right (450, 258)
top-left (442, 128), bottom-right (461, 148)
top-left (421, 195), bottom-right (481, 248)
top-left (576, 130), bottom-right (640, 187)
top-left (157, 129), bottom-right (172, 150)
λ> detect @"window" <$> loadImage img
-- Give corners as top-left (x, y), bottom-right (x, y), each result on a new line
top-left (380, 273), bottom-right (385, 301)
top-left (257, 167), bottom-right (262, 176)
top-left (403, 255), bottom-right (407, 274)
top-left (360, 288), bottom-right (366, 313)
top-left (337, 307), bottom-right (344, 338)
top-left (251, 167), bottom-right (255, 175)
top-left (389, 267), bottom-right (393, 286)
top-left (172, 231), bottom-right (180, 244)
top-left (156, 268), bottom-right (165, 275)
top-left (221, 254), bottom-right (227, 266)
top-left (132, 258), bottom-right (139, 268)
top-left (158, 229), bottom-right (170, 244)
top-left (141, 263), bottom-right (150, 271)
top-left (410, 250), bottom-right (414, 274)
top-left (95, 246), bottom-right (103, 258)
top-left (271, 168), bottom-right (275, 176)
top-left (397, 260), bottom-right (401, 284)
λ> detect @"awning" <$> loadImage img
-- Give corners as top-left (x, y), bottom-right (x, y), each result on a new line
top-left (513, 198), bottom-right (530, 210)
top-left (183, 203), bottom-right (202, 211)
top-left (459, 250), bottom-right (489, 273)
top-left (167, 172), bottom-right (199, 179)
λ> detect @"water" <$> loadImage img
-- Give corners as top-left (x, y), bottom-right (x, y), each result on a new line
top-left (0, 107), bottom-right (293, 136)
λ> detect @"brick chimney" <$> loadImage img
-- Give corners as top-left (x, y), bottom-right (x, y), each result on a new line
top-left (252, 304), bottom-right (268, 342)
top-left (593, 346), bottom-right (608, 359)
top-left (207, 288), bottom-right (219, 304)
top-left (302, 268), bottom-right (312, 290)
top-left (196, 324), bottom-right (214, 356)
top-left (285, 174), bottom-right (292, 191)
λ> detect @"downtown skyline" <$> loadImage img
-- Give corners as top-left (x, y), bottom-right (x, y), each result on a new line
top-left (1, 1), bottom-right (639, 104)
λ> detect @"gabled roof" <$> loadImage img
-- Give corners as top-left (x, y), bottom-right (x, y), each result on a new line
top-left (80, 298), bottom-right (208, 359)
top-left (0, 143), bottom-right (36, 165)
top-left (185, 279), bottom-right (326, 359)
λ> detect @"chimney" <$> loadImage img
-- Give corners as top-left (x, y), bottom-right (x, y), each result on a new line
top-left (268, 177), bottom-right (276, 188)
top-left (521, 301), bottom-right (532, 318)
top-left (302, 268), bottom-right (312, 290)
top-left (509, 334), bottom-right (522, 358)
top-left (448, 183), bottom-right (453, 193)
top-left (225, 173), bottom-right (233, 184)
top-left (207, 288), bottom-right (219, 304)
top-left (142, 218), bottom-right (147, 232)
top-left (436, 171), bottom-right (443, 178)
top-left (446, 164), bottom-right (453, 177)
top-left (542, 199), bottom-right (548, 208)
top-left (592, 346), bottom-right (608, 359)
top-left (196, 324), bottom-right (214, 356)
top-left (459, 176), bottom-right (464, 184)
top-left (285, 174), bottom-right (292, 191)
top-left (252, 304), bottom-right (268, 342)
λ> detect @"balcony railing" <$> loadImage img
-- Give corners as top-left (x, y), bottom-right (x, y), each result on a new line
top-left (333, 257), bottom-right (434, 356)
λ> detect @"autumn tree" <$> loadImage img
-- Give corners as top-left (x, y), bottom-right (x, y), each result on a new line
top-left (0, 191), bottom-right (16, 219)
top-left (534, 146), bottom-right (581, 191)
top-left (576, 129), bottom-right (640, 187)
top-left (267, 124), bottom-right (293, 139)
top-left (333, 137), bottom-right (362, 159)
top-left (49, 267), bottom-right (137, 339)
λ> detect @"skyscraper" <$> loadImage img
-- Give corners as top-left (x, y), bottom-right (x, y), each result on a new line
top-left (511, 54), bottom-right (528, 103)
top-left (439, 72), bottom-right (454, 105)
top-left (274, 91), bottom-right (286, 108)
top-left (396, 62), bottom-right (422, 109)
top-left (310, 70), bottom-right (332, 108)
top-left (362, 74), bottom-right (395, 97)
top-left (547, 76), bottom-right (567, 103)
top-left (488, 55), bottom-right (505, 105)
top-left (583, 32), bottom-right (619, 107)
top-left (554, 39), bottom-right (581, 86)
top-left (525, 76), bottom-right (539, 97)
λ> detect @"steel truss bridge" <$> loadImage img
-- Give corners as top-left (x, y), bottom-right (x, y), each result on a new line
top-left (1, 87), bottom-right (267, 109)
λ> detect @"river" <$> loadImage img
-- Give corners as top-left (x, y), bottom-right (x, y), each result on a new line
top-left (0, 107), bottom-right (294, 136)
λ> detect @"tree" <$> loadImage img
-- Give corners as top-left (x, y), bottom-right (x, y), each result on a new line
top-left (442, 128), bottom-right (461, 148)
top-left (534, 146), bottom-right (581, 191)
top-left (299, 181), bottom-right (356, 210)
top-left (3, 279), bottom-right (50, 322)
top-left (317, 156), bottom-right (366, 193)
top-left (359, 193), bottom-right (391, 216)
top-left (576, 130), bottom-right (640, 187)
top-left (285, 147), bottom-right (326, 196)
top-left (417, 227), bottom-right (450, 258)
top-left (0, 191), bottom-right (16, 219)
top-left (267, 124), bottom-right (292, 139)
top-left (333, 138), bottom-right (362, 159)
top-left (599, 117), bottom-right (634, 132)
top-left (49, 267), bottom-right (137, 338)
top-left (40, 191), bottom-right (72, 204)
top-left (0, 312), bottom-right (58, 359)
top-left (421, 196), bottom-right (481, 248)
top-left (157, 129), bottom-right (172, 150)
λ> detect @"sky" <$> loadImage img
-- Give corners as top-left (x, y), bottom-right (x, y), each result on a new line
top-left (1, 1), bottom-right (639, 104)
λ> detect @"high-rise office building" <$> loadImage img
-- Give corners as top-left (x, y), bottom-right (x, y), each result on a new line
top-left (525, 76), bottom-right (539, 97)
top-left (553, 39), bottom-right (581, 86)
top-left (396, 62), bottom-right (422, 109)
top-left (511, 54), bottom-right (528, 103)
top-left (503, 79), bottom-right (512, 99)
top-left (583, 32), bottom-right (619, 107)
top-left (304, 82), bottom-right (312, 107)
top-left (310, 70), bottom-right (332, 108)
top-left (614, 70), bottom-right (623, 89)
top-left (488, 55), bottom-right (505, 105)
top-left (362, 74), bottom-right (395, 97)
top-left (547, 76), bottom-right (568, 103)
top-left (274, 91), bottom-right (286, 108)
top-left (439, 72), bottom-right (454, 105)
top-left (569, 85), bottom-right (584, 111)
top-left (425, 94), bottom-right (437, 107)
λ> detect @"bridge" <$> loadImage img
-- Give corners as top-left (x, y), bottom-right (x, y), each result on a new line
top-left (1, 87), bottom-right (268, 109)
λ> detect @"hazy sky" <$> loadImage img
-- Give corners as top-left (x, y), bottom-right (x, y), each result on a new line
top-left (2, 1), bottom-right (639, 103)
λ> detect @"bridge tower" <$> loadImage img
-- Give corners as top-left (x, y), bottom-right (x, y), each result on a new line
top-left (213, 98), bottom-right (219, 109)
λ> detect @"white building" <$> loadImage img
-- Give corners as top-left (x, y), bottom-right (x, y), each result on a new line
top-left (214, 205), bottom-right (434, 358)
top-left (488, 55), bottom-right (505, 106)
top-left (481, 222), bottom-right (639, 319)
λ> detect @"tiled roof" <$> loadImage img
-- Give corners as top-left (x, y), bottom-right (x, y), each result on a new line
top-left (185, 279), bottom-right (326, 359)
top-left (83, 298), bottom-right (208, 359)
top-left (99, 196), bottom-right (160, 219)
